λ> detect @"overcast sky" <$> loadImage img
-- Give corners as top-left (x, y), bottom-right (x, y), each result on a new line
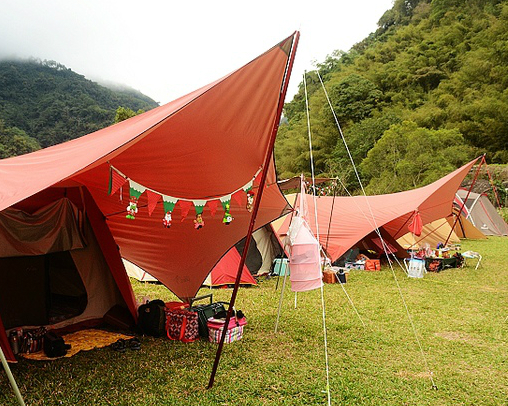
top-left (0, 0), bottom-right (394, 105)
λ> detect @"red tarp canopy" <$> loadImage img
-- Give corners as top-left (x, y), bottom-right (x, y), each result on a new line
top-left (274, 159), bottom-right (478, 261)
top-left (0, 34), bottom-right (297, 301)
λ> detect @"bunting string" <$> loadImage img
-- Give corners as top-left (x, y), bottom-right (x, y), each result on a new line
top-left (108, 164), bottom-right (262, 225)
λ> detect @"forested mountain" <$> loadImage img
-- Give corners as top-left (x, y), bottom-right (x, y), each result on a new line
top-left (277, 0), bottom-right (508, 195)
top-left (0, 59), bottom-right (158, 157)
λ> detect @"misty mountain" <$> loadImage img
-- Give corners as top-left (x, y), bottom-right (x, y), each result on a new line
top-left (0, 58), bottom-right (158, 151)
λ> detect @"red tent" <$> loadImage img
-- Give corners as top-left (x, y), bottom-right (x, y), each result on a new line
top-left (0, 33), bottom-right (297, 362)
top-left (204, 248), bottom-right (257, 287)
top-left (275, 159), bottom-right (478, 261)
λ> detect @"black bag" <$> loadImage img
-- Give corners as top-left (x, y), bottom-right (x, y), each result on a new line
top-left (137, 299), bottom-right (166, 337)
top-left (43, 331), bottom-right (69, 358)
top-left (189, 294), bottom-right (227, 338)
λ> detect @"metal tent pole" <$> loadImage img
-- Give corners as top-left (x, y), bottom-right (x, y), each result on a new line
top-left (0, 346), bottom-right (26, 406)
top-left (207, 31), bottom-right (300, 389)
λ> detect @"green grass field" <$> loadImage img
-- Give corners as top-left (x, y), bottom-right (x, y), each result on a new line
top-left (1, 238), bottom-right (507, 405)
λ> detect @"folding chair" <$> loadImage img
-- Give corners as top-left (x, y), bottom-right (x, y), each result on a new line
top-left (462, 250), bottom-right (482, 270)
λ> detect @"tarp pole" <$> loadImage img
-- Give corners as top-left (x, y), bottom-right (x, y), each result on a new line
top-left (483, 156), bottom-right (502, 208)
top-left (445, 156), bottom-right (483, 245)
top-left (274, 261), bottom-right (290, 333)
top-left (0, 346), bottom-right (26, 406)
top-left (207, 31), bottom-right (300, 389)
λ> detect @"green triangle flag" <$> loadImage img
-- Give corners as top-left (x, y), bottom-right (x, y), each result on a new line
top-left (220, 195), bottom-right (232, 211)
top-left (242, 180), bottom-right (253, 193)
top-left (193, 200), bottom-right (207, 215)
top-left (162, 195), bottom-right (178, 213)
top-left (129, 180), bottom-right (146, 199)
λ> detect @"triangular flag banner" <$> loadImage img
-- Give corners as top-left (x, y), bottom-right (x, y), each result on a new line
top-left (208, 200), bottom-right (219, 217)
top-left (408, 211), bottom-right (423, 236)
top-left (242, 180), bottom-right (253, 193)
top-left (232, 190), bottom-right (243, 207)
top-left (193, 200), bottom-right (207, 215)
top-left (129, 180), bottom-right (146, 199)
top-left (146, 190), bottom-right (161, 216)
top-left (179, 200), bottom-right (192, 222)
top-left (162, 195), bottom-right (178, 213)
top-left (108, 167), bottom-right (127, 196)
top-left (220, 195), bottom-right (232, 211)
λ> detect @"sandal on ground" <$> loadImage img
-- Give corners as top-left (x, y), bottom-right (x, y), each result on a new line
top-left (110, 339), bottom-right (127, 352)
top-left (127, 337), bottom-right (141, 350)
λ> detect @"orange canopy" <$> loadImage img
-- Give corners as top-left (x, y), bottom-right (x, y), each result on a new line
top-left (275, 159), bottom-right (478, 261)
top-left (0, 34), bottom-right (297, 301)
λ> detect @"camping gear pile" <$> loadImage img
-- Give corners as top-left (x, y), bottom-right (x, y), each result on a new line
top-left (138, 297), bottom-right (246, 344)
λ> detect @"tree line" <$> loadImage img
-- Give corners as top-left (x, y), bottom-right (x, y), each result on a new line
top-left (0, 59), bottom-right (158, 157)
top-left (276, 0), bottom-right (508, 195)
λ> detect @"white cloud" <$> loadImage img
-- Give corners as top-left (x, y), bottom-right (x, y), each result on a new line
top-left (0, 0), bottom-right (393, 104)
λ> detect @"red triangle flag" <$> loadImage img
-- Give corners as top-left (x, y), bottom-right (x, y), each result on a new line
top-left (179, 200), bottom-right (192, 222)
top-left (146, 190), bottom-right (161, 216)
top-left (109, 169), bottom-right (127, 196)
top-left (408, 211), bottom-right (423, 237)
top-left (232, 190), bottom-right (243, 207)
top-left (208, 200), bottom-right (218, 217)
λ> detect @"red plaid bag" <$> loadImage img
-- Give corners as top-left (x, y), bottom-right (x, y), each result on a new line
top-left (165, 307), bottom-right (199, 343)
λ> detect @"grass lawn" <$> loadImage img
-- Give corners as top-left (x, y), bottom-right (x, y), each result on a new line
top-left (1, 238), bottom-right (507, 405)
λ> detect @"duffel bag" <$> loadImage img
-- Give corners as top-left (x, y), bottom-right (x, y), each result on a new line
top-left (189, 294), bottom-right (228, 338)
top-left (165, 307), bottom-right (199, 343)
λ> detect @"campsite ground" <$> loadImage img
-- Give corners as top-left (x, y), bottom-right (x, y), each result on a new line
top-left (1, 238), bottom-right (507, 405)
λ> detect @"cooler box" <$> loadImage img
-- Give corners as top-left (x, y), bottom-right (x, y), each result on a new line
top-left (272, 258), bottom-right (290, 276)
top-left (207, 316), bottom-right (247, 344)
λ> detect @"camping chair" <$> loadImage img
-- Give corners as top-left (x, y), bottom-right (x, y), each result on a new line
top-left (462, 250), bottom-right (482, 270)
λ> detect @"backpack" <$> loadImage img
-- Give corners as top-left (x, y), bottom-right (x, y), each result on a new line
top-left (137, 299), bottom-right (166, 337)
top-left (43, 331), bottom-right (69, 358)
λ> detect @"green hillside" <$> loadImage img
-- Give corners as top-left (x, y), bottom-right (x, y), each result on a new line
top-left (277, 0), bottom-right (508, 194)
top-left (0, 58), bottom-right (158, 157)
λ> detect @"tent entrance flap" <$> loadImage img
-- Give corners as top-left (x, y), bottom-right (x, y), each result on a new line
top-left (0, 251), bottom-right (88, 330)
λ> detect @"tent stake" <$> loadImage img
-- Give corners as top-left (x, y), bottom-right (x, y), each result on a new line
top-left (207, 31), bottom-right (300, 389)
top-left (0, 346), bottom-right (26, 406)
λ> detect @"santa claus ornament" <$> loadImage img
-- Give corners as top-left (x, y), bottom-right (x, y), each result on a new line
top-left (163, 211), bottom-right (172, 228)
top-left (246, 190), bottom-right (255, 212)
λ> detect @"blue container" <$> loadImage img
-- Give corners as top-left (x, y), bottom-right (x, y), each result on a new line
top-left (272, 258), bottom-right (290, 276)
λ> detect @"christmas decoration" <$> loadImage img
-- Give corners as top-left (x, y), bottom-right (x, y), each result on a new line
top-left (246, 190), bottom-right (255, 212)
top-left (146, 189), bottom-right (161, 216)
top-left (194, 213), bottom-right (204, 229)
top-left (108, 167), bottom-right (127, 197)
top-left (163, 211), bottom-right (172, 228)
top-left (222, 203), bottom-right (233, 225)
top-left (108, 164), bottom-right (262, 225)
top-left (179, 200), bottom-right (192, 222)
top-left (126, 197), bottom-right (138, 220)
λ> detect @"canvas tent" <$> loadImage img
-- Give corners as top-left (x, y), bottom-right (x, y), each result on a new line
top-left (203, 225), bottom-right (283, 286)
top-left (124, 259), bottom-right (158, 282)
top-left (0, 189), bottom-right (137, 362)
top-left (455, 189), bottom-right (508, 236)
top-left (274, 160), bottom-right (478, 262)
top-left (0, 33), bottom-right (298, 363)
top-left (397, 211), bottom-right (486, 249)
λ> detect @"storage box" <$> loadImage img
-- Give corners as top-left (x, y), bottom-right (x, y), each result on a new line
top-left (365, 259), bottom-right (381, 271)
top-left (322, 270), bottom-right (347, 284)
top-left (322, 270), bottom-right (336, 284)
top-left (207, 316), bottom-right (247, 344)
